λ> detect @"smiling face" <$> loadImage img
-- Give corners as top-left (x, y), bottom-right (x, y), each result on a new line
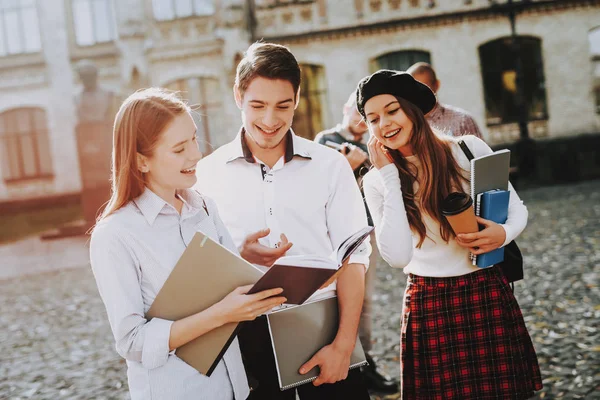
top-left (364, 94), bottom-right (415, 156)
top-left (139, 112), bottom-right (202, 200)
top-left (235, 77), bottom-right (297, 155)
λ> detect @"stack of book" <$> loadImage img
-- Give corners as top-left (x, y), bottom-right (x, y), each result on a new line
top-left (467, 148), bottom-right (511, 268)
top-left (146, 226), bottom-right (372, 389)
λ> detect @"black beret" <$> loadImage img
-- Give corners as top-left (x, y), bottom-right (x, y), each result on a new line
top-left (355, 69), bottom-right (437, 119)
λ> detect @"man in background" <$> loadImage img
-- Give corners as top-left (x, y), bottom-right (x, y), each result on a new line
top-left (408, 62), bottom-right (483, 138)
top-left (315, 93), bottom-right (399, 395)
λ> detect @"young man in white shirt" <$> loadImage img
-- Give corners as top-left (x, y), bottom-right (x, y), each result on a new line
top-left (195, 42), bottom-right (371, 399)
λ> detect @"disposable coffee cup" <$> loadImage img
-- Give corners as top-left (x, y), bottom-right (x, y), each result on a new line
top-left (441, 192), bottom-right (479, 235)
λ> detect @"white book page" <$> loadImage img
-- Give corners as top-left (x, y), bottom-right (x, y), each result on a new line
top-left (273, 255), bottom-right (337, 270)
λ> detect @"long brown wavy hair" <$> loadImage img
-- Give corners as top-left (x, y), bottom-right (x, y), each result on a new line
top-left (383, 97), bottom-right (468, 248)
top-left (98, 88), bottom-right (190, 223)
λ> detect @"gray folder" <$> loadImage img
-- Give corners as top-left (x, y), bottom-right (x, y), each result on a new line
top-left (469, 148), bottom-right (511, 207)
top-left (146, 232), bottom-right (263, 376)
top-left (266, 296), bottom-right (368, 391)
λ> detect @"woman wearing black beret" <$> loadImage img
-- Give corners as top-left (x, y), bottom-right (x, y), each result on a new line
top-left (359, 70), bottom-right (542, 399)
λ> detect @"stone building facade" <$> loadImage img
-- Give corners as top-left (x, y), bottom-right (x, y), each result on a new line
top-left (0, 0), bottom-right (598, 204)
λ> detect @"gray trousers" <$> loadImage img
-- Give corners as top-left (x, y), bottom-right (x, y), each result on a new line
top-left (359, 232), bottom-right (378, 355)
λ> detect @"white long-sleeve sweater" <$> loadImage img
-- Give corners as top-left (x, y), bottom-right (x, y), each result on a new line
top-left (363, 135), bottom-right (528, 277)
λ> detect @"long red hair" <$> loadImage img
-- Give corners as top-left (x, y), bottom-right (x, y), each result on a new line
top-left (384, 97), bottom-right (468, 248)
top-left (98, 88), bottom-right (190, 222)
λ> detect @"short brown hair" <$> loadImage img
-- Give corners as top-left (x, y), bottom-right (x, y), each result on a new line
top-left (407, 62), bottom-right (437, 83)
top-left (235, 42), bottom-right (301, 98)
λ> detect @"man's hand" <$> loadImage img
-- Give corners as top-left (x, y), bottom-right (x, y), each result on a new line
top-left (342, 143), bottom-right (369, 171)
top-left (299, 340), bottom-right (354, 386)
top-left (239, 228), bottom-right (293, 267)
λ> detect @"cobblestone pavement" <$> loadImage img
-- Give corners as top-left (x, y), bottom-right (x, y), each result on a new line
top-left (1, 180), bottom-right (599, 399)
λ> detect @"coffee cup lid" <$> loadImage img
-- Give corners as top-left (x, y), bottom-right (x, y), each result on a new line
top-left (441, 192), bottom-right (473, 216)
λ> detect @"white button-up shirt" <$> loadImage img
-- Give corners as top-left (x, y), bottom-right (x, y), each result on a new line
top-left (195, 130), bottom-right (370, 301)
top-left (89, 189), bottom-right (250, 400)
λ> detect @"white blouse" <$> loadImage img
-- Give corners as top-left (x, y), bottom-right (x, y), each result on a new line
top-left (363, 135), bottom-right (528, 277)
top-left (90, 188), bottom-right (250, 400)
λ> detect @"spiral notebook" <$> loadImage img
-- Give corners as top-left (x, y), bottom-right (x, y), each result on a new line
top-left (266, 296), bottom-right (368, 391)
top-left (459, 141), bottom-right (511, 265)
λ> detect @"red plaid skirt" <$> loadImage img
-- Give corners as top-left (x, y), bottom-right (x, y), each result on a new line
top-left (400, 266), bottom-right (543, 400)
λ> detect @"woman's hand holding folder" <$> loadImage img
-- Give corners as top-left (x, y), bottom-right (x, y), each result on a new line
top-left (168, 286), bottom-right (286, 351)
top-left (214, 285), bottom-right (287, 323)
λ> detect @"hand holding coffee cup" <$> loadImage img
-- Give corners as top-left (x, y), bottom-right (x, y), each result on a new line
top-left (441, 192), bottom-right (479, 235)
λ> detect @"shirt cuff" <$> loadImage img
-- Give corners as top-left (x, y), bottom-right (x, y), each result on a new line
top-left (348, 254), bottom-right (369, 270)
top-left (379, 164), bottom-right (399, 181)
top-left (141, 317), bottom-right (174, 369)
top-left (499, 224), bottom-right (514, 248)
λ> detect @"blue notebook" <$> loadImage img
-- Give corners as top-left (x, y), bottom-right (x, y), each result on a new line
top-left (475, 189), bottom-right (510, 268)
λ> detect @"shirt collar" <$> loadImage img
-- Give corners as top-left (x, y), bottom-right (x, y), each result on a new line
top-left (134, 188), bottom-right (207, 225)
top-left (226, 127), bottom-right (312, 164)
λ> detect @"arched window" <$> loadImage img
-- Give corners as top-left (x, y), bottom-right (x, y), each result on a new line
top-left (479, 36), bottom-right (548, 125)
top-left (71, 0), bottom-right (117, 46)
top-left (589, 27), bottom-right (600, 114)
top-left (370, 50), bottom-right (431, 73)
top-left (164, 77), bottom-right (222, 153)
top-left (0, 0), bottom-right (41, 56)
top-left (293, 64), bottom-right (328, 140)
top-left (0, 108), bottom-right (53, 182)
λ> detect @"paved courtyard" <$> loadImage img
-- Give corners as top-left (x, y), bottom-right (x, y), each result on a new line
top-left (1, 180), bottom-right (599, 399)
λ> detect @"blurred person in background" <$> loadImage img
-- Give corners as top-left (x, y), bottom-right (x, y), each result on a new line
top-left (408, 62), bottom-right (483, 139)
top-left (315, 92), bottom-right (399, 394)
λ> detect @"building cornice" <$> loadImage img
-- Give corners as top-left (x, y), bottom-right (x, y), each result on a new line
top-left (146, 39), bottom-right (224, 63)
top-left (0, 53), bottom-right (45, 71)
top-left (259, 0), bottom-right (600, 44)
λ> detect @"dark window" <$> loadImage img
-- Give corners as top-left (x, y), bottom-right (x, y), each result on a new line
top-left (0, 108), bottom-right (53, 182)
top-left (165, 77), bottom-right (222, 153)
top-left (152, 0), bottom-right (214, 21)
top-left (293, 64), bottom-right (328, 140)
top-left (72, 0), bottom-right (116, 46)
top-left (479, 36), bottom-right (548, 125)
top-left (0, 0), bottom-right (41, 56)
top-left (370, 50), bottom-right (431, 73)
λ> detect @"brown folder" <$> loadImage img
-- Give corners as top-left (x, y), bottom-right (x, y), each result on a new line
top-left (146, 232), bottom-right (263, 376)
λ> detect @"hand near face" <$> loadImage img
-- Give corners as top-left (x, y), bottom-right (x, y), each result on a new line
top-left (367, 136), bottom-right (393, 170)
top-left (239, 228), bottom-right (293, 267)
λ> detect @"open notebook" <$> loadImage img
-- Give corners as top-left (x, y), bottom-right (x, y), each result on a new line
top-left (266, 295), bottom-right (368, 391)
top-left (248, 226), bottom-right (373, 305)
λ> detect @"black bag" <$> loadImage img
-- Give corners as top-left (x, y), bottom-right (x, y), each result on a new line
top-left (458, 140), bottom-right (524, 284)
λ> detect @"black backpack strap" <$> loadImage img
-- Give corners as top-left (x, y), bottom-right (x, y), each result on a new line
top-left (458, 139), bottom-right (475, 161)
